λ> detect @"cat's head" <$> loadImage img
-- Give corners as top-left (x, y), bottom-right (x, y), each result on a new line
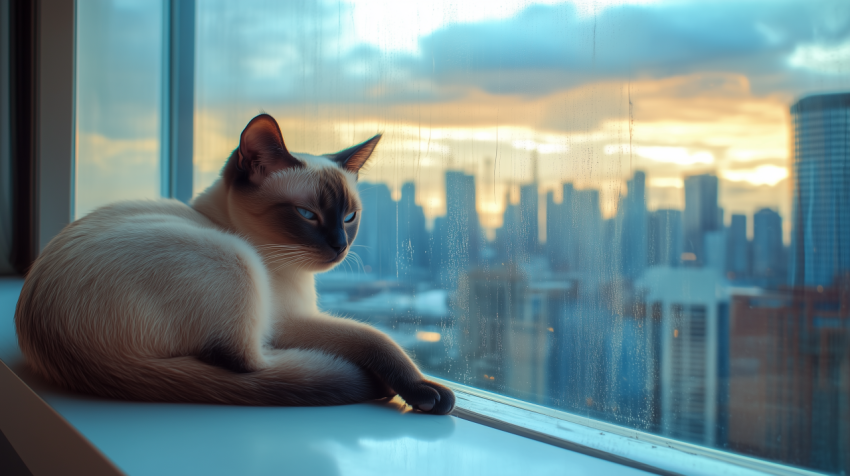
top-left (222, 114), bottom-right (380, 272)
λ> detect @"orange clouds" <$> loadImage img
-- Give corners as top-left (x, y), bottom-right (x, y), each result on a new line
top-left (193, 72), bottom-right (794, 233)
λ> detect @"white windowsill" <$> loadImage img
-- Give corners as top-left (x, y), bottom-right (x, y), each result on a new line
top-left (439, 379), bottom-right (822, 476)
top-left (0, 277), bottom-right (816, 476)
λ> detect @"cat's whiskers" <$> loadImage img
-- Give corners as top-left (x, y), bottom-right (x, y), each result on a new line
top-left (258, 247), bottom-right (319, 274)
top-left (269, 254), bottom-right (315, 274)
top-left (338, 254), bottom-right (353, 273)
top-left (341, 250), bottom-right (365, 273)
top-left (264, 255), bottom-right (308, 266)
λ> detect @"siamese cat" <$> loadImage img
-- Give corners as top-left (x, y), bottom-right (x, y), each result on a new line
top-left (15, 114), bottom-right (454, 414)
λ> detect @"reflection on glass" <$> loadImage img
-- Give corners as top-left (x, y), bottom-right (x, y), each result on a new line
top-left (75, 0), bottom-right (163, 218)
top-left (194, 1), bottom-right (850, 472)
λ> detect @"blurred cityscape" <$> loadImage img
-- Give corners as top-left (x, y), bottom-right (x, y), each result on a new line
top-left (318, 92), bottom-right (850, 473)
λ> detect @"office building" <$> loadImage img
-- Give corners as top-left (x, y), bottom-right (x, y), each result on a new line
top-left (728, 284), bottom-right (850, 474)
top-left (704, 230), bottom-right (727, 276)
top-left (546, 183), bottom-right (576, 271)
top-left (789, 93), bottom-right (850, 287)
top-left (648, 209), bottom-right (683, 267)
top-left (397, 182), bottom-right (430, 277)
top-left (497, 191), bottom-right (520, 261)
top-left (459, 267), bottom-right (574, 405)
top-left (727, 214), bottom-right (748, 278)
top-left (436, 171), bottom-right (482, 286)
top-left (573, 189), bottom-right (604, 276)
top-left (753, 208), bottom-right (783, 279)
top-left (635, 267), bottom-right (729, 447)
top-left (356, 181), bottom-right (398, 276)
top-left (684, 174), bottom-right (720, 265)
top-left (620, 171), bottom-right (649, 279)
top-left (519, 183), bottom-right (539, 255)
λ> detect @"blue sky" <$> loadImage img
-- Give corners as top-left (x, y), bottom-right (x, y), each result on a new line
top-left (195, 0), bottom-right (850, 101)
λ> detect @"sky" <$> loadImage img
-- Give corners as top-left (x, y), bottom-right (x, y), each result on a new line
top-left (76, 0), bottom-right (850, 241)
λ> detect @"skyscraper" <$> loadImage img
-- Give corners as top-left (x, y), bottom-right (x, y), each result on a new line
top-left (753, 208), bottom-right (783, 279)
top-left (684, 174), bottom-right (720, 265)
top-left (546, 190), bottom-right (559, 264)
top-left (437, 171), bottom-right (481, 286)
top-left (397, 182), bottom-right (429, 277)
top-left (519, 183), bottom-right (539, 255)
top-left (648, 209), bottom-right (683, 267)
top-left (546, 183), bottom-right (576, 271)
top-left (620, 171), bottom-right (649, 279)
top-left (704, 230), bottom-right (727, 276)
top-left (572, 189), bottom-right (603, 275)
top-left (727, 214), bottom-right (748, 278)
top-left (356, 181), bottom-right (398, 276)
top-left (789, 93), bottom-right (850, 287)
top-left (497, 191), bottom-right (520, 261)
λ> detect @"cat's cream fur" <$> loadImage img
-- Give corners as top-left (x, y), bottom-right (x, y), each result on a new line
top-left (15, 114), bottom-right (455, 414)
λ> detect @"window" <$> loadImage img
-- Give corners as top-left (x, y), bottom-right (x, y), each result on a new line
top-left (75, 1), bottom-right (850, 473)
top-left (75, 0), bottom-right (164, 218)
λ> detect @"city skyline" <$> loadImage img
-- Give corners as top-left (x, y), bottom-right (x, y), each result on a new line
top-left (359, 168), bottom-right (788, 245)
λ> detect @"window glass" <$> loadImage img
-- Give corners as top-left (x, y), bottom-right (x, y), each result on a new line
top-left (75, 0), bottom-right (164, 218)
top-left (194, 1), bottom-right (850, 472)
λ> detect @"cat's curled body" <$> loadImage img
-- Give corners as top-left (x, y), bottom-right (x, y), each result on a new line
top-left (15, 114), bottom-right (454, 414)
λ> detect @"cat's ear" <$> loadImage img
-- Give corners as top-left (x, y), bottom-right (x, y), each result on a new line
top-left (327, 134), bottom-right (382, 177)
top-left (237, 114), bottom-right (302, 185)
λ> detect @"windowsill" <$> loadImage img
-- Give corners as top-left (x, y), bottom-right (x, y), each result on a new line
top-left (0, 277), bottom-right (807, 476)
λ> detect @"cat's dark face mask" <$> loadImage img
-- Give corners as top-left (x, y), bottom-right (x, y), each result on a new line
top-left (284, 169), bottom-right (361, 266)
top-left (223, 113), bottom-right (379, 273)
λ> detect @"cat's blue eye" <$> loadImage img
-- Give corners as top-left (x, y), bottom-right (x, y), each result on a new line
top-left (297, 207), bottom-right (317, 220)
top-left (344, 212), bottom-right (357, 223)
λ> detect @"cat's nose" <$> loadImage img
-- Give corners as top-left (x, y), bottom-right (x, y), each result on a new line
top-left (328, 231), bottom-right (347, 255)
top-left (328, 236), bottom-right (348, 256)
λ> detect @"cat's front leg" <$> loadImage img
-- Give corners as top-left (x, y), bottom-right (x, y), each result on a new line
top-left (271, 314), bottom-right (455, 414)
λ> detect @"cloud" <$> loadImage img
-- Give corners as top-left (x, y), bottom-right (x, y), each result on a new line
top-left (726, 147), bottom-right (789, 162)
top-left (605, 144), bottom-right (714, 165)
top-left (789, 39), bottom-right (850, 74)
top-left (414, 0), bottom-right (850, 95)
top-left (193, 0), bottom-right (850, 110)
top-left (721, 164), bottom-right (788, 186)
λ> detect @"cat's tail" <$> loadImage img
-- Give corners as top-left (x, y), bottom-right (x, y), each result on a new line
top-left (39, 348), bottom-right (392, 406)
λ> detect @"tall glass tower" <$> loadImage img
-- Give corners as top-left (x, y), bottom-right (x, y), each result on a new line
top-left (683, 173), bottom-right (720, 265)
top-left (789, 93), bottom-right (850, 287)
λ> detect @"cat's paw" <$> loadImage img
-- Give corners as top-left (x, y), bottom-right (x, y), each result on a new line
top-left (398, 380), bottom-right (455, 415)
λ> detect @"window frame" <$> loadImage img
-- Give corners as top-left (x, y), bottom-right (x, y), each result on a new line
top-left (160, 0), bottom-right (194, 204)
top-left (438, 377), bottom-right (821, 476)
top-left (6, 0), bottom-right (76, 272)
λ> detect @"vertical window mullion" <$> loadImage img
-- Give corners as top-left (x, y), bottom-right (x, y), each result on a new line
top-left (161, 0), bottom-right (195, 203)
top-left (35, 0), bottom-right (75, 252)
